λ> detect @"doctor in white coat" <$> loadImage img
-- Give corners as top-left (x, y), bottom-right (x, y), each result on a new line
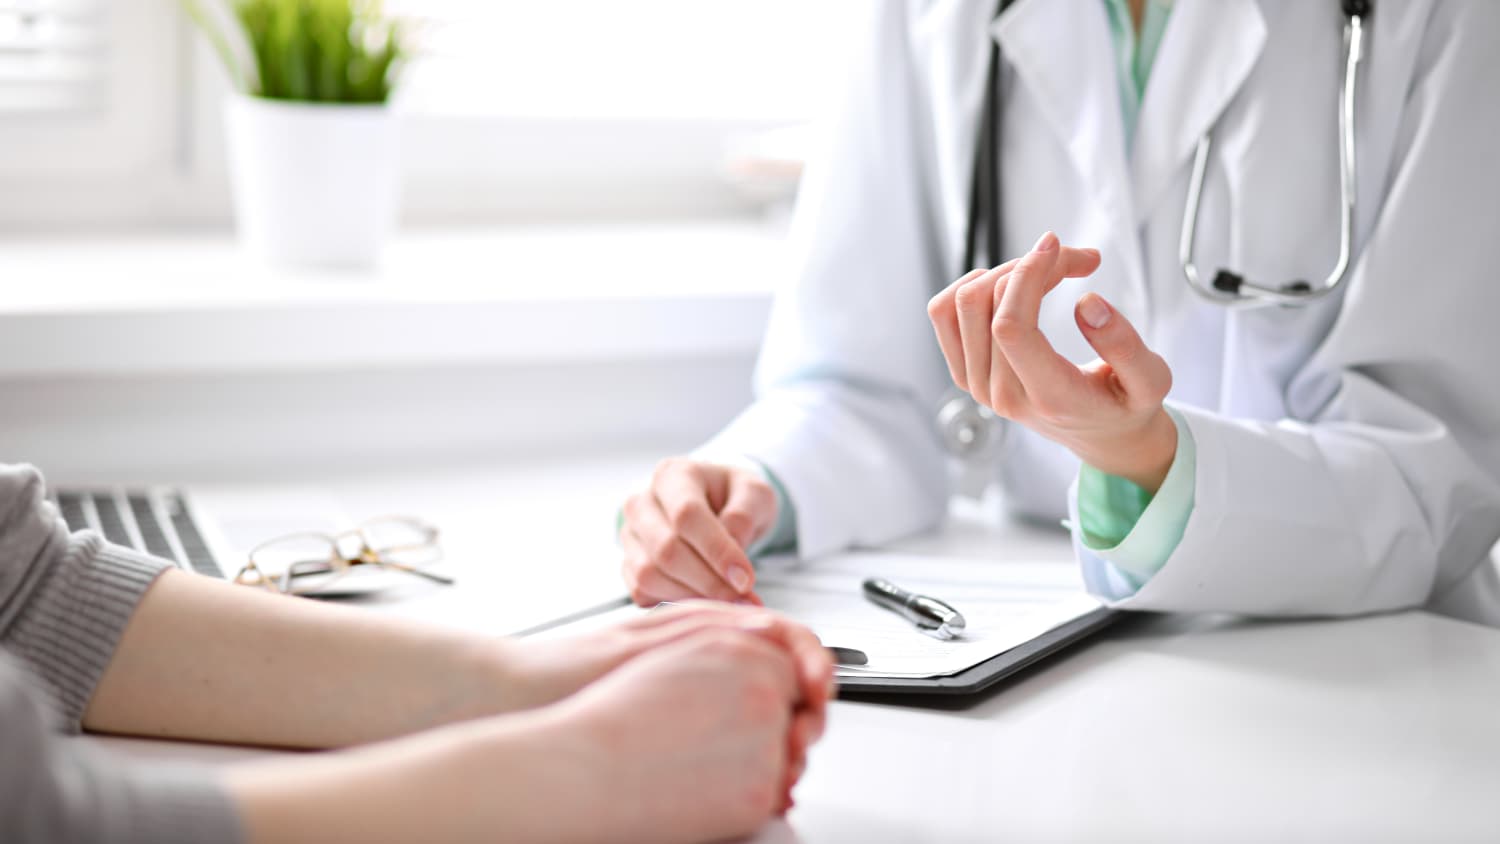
top-left (617, 0), bottom-right (1500, 625)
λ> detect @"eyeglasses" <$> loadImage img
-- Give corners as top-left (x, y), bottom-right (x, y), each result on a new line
top-left (234, 515), bottom-right (453, 597)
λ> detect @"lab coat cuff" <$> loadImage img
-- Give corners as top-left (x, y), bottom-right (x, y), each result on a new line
top-left (1075, 406), bottom-right (1197, 583)
top-left (1083, 404), bottom-right (1235, 612)
top-left (1070, 486), bottom-right (1150, 601)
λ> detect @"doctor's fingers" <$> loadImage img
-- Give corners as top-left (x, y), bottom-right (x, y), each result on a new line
top-left (651, 466), bottom-right (757, 595)
top-left (953, 266), bottom-right (1006, 404)
top-left (993, 235), bottom-right (1098, 404)
top-left (940, 244), bottom-right (1098, 311)
top-left (932, 246), bottom-right (1102, 384)
top-left (995, 233), bottom-right (1103, 335)
top-left (932, 264), bottom-right (1018, 303)
top-left (718, 470), bottom-right (778, 551)
top-left (928, 267), bottom-right (994, 389)
top-left (986, 274), bottom-right (1028, 416)
top-left (1074, 293), bottom-right (1172, 405)
top-left (619, 527), bottom-right (691, 606)
top-left (623, 493), bottom-right (745, 603)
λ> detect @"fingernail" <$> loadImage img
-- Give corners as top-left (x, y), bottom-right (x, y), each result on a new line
top-left (729, 565), bottom-right (752, 593)
top-left (1079, 293), bottom-right (1112, 329)
top-left (1033, 231), bottom-right (1058, 253)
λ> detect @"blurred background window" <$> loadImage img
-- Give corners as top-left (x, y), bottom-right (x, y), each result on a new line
top-left (389, 0), bottom-right (846, 123)
top-left (0, 0), bottom-right (179, 223)
top-left (0, 0), bottom-right (849, 478)
top-left (0, 0), bottom-right (107, 113)
top-left (384, 0), bottom-right (855, 222)
top-left (0, 0), bottom-right (856, 227)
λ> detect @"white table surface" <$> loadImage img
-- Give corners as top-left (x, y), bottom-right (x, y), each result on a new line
top-left (86, 456), bottom-right (1500, 843)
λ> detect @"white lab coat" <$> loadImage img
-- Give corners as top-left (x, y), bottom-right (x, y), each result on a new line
top-left (702, 0), bottom-right (1500, 624)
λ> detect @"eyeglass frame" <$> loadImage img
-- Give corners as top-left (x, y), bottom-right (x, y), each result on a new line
top-left (233, 515), bottom-right (453, 596)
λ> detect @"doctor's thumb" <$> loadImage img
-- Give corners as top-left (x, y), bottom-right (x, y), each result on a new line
top-left (1075, 293), bottom-right (1171, 399)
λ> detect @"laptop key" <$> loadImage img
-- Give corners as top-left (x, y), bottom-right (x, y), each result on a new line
top-left (58, 492), bottom-right (89, 533)
top-left (92, 493), bottom-right (134, 548)
top-left (166, 494), bottom-right (223, 578)
top-left (129, 494), bottom-right (178, 563)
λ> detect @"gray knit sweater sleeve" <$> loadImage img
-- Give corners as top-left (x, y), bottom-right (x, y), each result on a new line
top-left (0, 464), bottom-right (244, 843)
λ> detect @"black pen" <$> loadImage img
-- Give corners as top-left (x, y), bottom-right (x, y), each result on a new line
top-left (827, 646), bottom-right (868, 666)
top-left (862, 578), bottom-right (967, 640)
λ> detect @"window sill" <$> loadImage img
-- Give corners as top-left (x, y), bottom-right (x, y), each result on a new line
top-left (0, 222), bottom-right (781, 377)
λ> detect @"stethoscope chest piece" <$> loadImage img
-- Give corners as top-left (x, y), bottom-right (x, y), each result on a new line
top-left (937, 392), bottom-right (1006, 498)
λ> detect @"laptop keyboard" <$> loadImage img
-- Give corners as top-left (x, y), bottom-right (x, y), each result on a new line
top-left (54, 489), bottom-right (224, 578)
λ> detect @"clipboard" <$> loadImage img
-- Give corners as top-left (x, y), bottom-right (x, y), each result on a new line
top-left (832, 604), bottom-right (1121, 697)
top-left (518, 551), bottom-right (1119, 700)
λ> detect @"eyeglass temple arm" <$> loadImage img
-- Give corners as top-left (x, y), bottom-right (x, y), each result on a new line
top-left (1179, 11), bottom-right (1365, 307)
top-left (279, 555), bottom-right (456, 586)
top-left (393, 565), bottom-right (455, 585)
top-left (365, 557), bottom-right (455, 585)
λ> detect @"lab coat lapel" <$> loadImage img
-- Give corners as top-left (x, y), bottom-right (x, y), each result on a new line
top-left (993, 0), bottom-right (1146, 311)
top-left (1131, 0), bottom-right (1266, 225)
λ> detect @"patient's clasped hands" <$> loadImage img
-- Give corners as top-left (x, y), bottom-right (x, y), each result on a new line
top-left (504, 601), bottom-right (833, 822)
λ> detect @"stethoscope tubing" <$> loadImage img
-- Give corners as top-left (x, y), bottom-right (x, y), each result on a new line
top-left (1178, 9), bottom-right (1366, 308)
top-left (942, 1), bottom-right (1371, 456)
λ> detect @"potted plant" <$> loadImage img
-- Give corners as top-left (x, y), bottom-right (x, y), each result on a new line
top-left (185, 0), bottom-right (406, 268)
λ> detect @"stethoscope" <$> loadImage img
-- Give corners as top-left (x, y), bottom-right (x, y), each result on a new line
top-left (939, 0), bottom-right (1373, 462)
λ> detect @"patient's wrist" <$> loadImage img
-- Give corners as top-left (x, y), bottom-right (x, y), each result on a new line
top-left (434, 635), bottom-right (542, 721)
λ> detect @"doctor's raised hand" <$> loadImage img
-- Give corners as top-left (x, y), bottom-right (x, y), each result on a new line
top-left (619, 458), bottom-right (778, 605)
top-left (929, 232), bottom-right (1177, 494)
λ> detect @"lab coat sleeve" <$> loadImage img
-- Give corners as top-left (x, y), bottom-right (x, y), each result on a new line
top-left (744, 462), bottom-right (798, 558)
top-left (698, 0), bottom-right (957, 558)
top-left (1075, 406), bottom-right (1197, 590)
top-left (1092, 1), bottom-right (1500, 618)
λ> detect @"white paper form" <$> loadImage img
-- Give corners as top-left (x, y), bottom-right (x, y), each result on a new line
top-left (754, 552), bottom-right (1102, 679)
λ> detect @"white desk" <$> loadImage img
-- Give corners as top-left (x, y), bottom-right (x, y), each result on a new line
top-left (88, 459), bottom-right (1500, 843)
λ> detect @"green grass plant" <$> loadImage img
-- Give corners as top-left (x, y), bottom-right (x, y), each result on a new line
top-left (184, 0), bottom-right (403, 103)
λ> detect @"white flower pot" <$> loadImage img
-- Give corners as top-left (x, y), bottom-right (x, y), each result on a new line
top-left (224, 95), bottom-right (401, 269)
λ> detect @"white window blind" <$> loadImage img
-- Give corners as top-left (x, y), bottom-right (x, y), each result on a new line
top-left (0, 0), bottom-right (106, 114)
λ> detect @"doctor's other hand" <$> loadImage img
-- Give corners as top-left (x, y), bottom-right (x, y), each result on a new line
top-left (620, 458), bottom-right (777, 605)
top-left (928, 232), bottom-right (1178, 493)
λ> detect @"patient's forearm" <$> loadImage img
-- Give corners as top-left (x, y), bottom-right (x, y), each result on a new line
top-left (224, 709), bottom-right (607, 844)
top-left (82, 569), bottom-right (528, 748)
